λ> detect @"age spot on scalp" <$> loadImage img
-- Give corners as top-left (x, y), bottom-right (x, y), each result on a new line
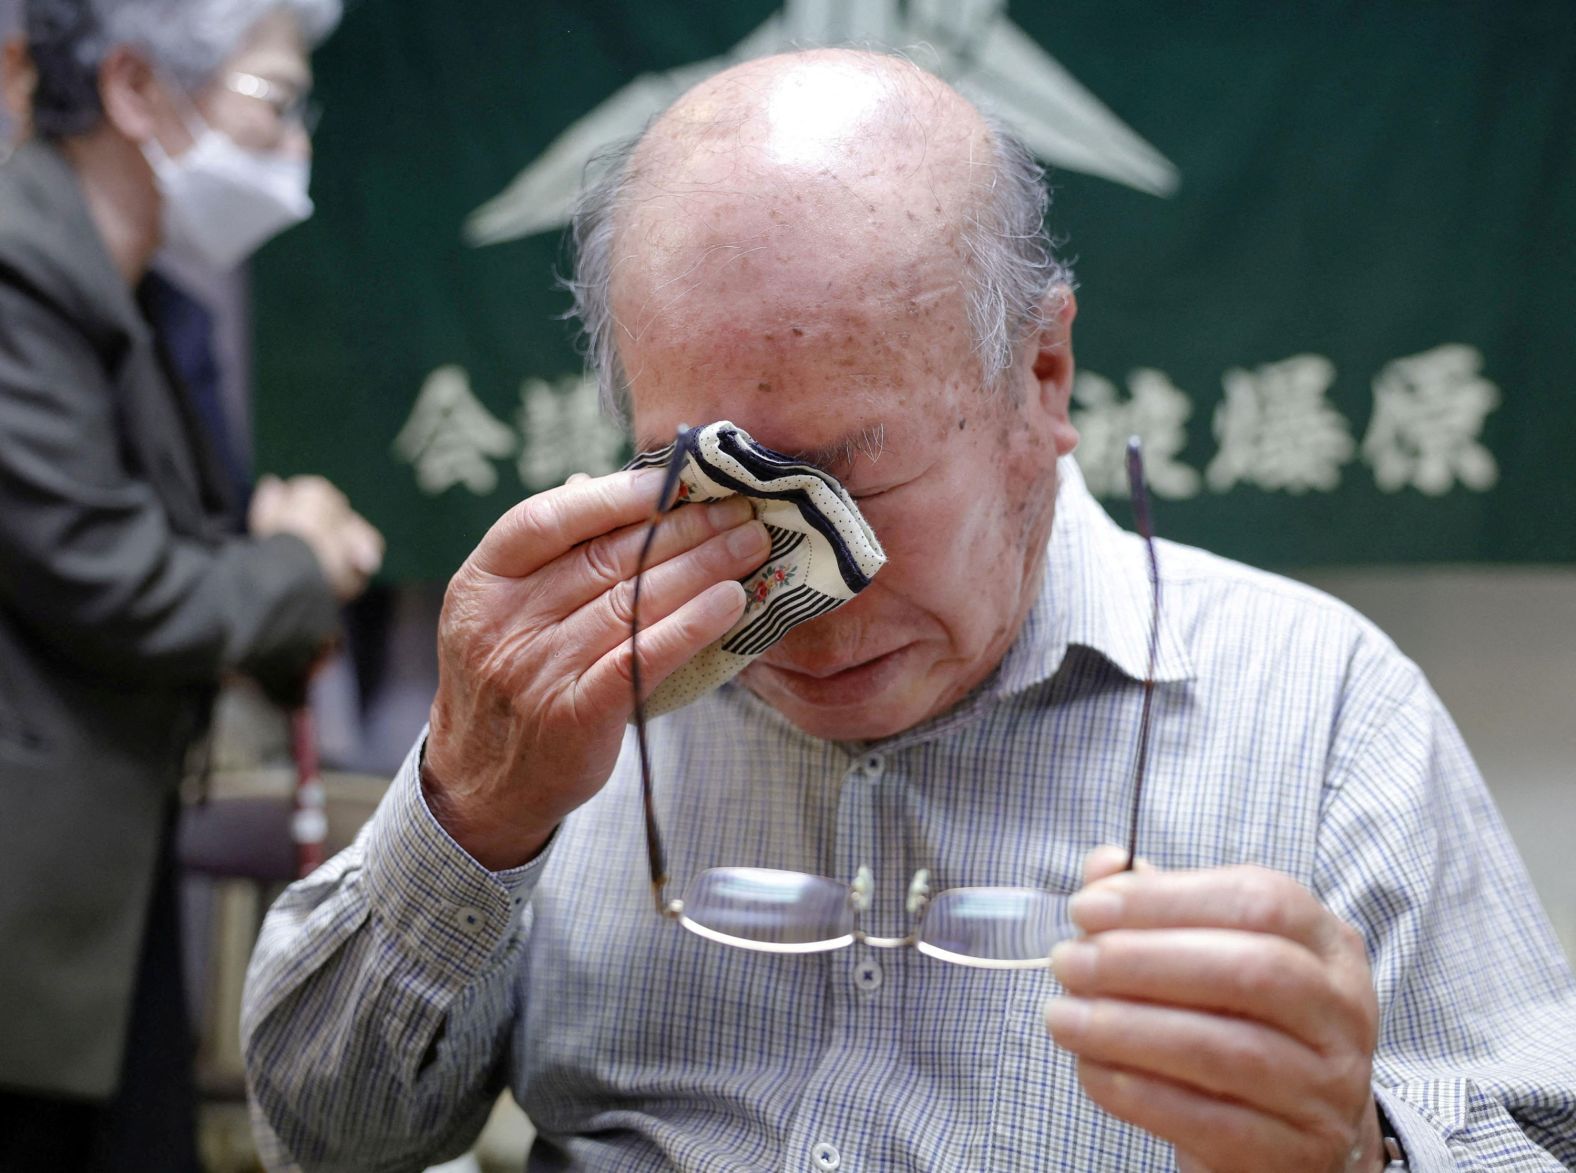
top-left (757, 381), bottom-right (772, 393)
top-left (791, 326), bottom-right (805, 337)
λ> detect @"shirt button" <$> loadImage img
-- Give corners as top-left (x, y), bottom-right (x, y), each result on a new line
top-left (861, 752), bottom-right (884, 780)
top-left (854, 960), bottom-right (884, 992)
top-left (454, 905), bottom-right (487, 936)
top-left (811, 1142), bottom-right (841, 1170)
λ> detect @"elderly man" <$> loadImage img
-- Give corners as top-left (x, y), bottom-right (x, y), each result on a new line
top-left (0, 0), bottom-right (380, 1168)
top-left (244, 50), bottom-right (1576, 1172)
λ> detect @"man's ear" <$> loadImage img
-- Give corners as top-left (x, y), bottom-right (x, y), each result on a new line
top-left (98, 46), bottom-right (167, 146)
top-left (1029, 286), bottom-right (1079, 459)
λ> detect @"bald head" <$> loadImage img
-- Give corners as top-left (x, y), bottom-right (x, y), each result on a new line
top-left (565, 49), bottom-right (1069, 423)
top-left (613, 52), bottom-right (984, 349)
top-left (635, 50), bottom-right (986, 233)
top-left (656, 48), bottom-right (966, 152)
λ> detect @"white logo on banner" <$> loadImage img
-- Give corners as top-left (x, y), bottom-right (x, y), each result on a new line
top-left (1207, 355), bottom-right (1355, 495)
top-left (516, 374), bottom-right (626, 488)
top-left (1362, 345), bottom-right (1500, 496)
top-left (393, 370), bottom-right (625, 498)
top-left (1073, 369), bottom-right (1202, 500)
top-left (396, 346), bottom-right (1503, 499)
top-left (1068, 345), bottom-right (1502, 501)
top-left (462, 0), bottom-right (1180, 247)
top-left (392, 365), bottom-right (517, 496)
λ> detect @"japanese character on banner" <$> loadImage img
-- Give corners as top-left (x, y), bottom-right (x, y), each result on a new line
top-left (392, 365), bottom-right (517, 496)
top-left (1206, 354), bottom-right (1354, 494)
top-left (1071, 368), bottom-right (1202, 499)
top-left (517, 373), bottom-right (627, 488)
top-left (1361, 344), bottom-right (1500, 495)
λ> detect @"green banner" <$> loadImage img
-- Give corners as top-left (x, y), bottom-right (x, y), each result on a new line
top-left (253, 1), bottom-right (1576, 581)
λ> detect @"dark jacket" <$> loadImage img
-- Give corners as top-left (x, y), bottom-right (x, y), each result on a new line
top-left (0, 141), bottom-right (339, 1097)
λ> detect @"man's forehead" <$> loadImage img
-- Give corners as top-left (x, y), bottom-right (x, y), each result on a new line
top-left (610, 212), bottom-right (966, 382)
top-left (615, 186), bottom-right (961, 301)
top-left (621, 236), bottom-right (976, 470)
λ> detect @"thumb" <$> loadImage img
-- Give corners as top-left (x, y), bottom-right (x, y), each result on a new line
top-left (349, 519), bottom-right (385, 575)
top-left (1080, 844), bottom-right (1156, 887)
top-left (247, 475), bottom-right (286, 531)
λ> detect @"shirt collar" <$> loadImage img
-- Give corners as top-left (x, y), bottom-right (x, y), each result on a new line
top-left (990, 455), bottom-right (1196, 698)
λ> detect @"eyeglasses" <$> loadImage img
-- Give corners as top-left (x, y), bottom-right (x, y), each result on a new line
top-left (224, 72), bottom-right (322, 135)
top-left (630, 430), bottom-right (1162, 968)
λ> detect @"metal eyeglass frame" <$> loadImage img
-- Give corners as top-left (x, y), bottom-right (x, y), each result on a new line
top-left (224, 72), bottom-right (322, 135)
top-left (628, 428), bottom-right (1162, 967)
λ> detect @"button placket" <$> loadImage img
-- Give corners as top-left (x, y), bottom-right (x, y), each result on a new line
top-left (777, 746), bottom-right (880, 1173)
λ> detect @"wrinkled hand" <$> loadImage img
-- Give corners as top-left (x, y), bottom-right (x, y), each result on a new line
top-left (250, 474), bottom-right (384, 601)
top-left (421, 469), bottom-right (768, 870)
top-left (1045, 846), bottom-right (1384, 1173)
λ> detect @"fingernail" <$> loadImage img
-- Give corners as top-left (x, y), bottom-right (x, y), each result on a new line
top-left (727, 520), bottom-right (769, 558)
top-left (1044, 996), bottom-right (1090, 1041)
top-left (1068, 888), bottom-right (1123, 929)
top-left (705, 581), bottom-right (747, 619)
top-left (1049, 939), bottom-right (1095, 984)
top-left (707, 496), bottom-right (753, 529)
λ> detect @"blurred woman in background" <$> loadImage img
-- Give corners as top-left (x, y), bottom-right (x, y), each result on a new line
top-left (0, 2), bottom-right (380, 1167)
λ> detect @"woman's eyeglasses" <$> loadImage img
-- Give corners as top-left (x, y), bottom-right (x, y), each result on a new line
top-left (224, 72), bottom-right (323, 135)
top-left (629, 430), bottom-right (1162, 968)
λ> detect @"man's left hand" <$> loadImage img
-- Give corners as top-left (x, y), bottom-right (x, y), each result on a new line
top-left (1045, 846), bottom-right (1385, 1173)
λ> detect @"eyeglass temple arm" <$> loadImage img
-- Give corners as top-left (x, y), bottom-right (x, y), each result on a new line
top-left (1123, 437), bottom-right (1161, 874)
top-left (633, 427), bottom-right (693, 913)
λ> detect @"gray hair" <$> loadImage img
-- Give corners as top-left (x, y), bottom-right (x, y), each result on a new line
top-left (26, 0), bottom-right (340, 138)
top-left (562, 110), bottom-right (1073, 426)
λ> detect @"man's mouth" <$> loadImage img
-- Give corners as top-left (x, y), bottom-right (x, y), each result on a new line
top-left (749, 644), bottom-right (914, 704)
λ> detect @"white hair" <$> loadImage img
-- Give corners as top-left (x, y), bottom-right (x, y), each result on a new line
top-left (27, 0), bottom-right (341, 136)
top-left (562, 108), bottom-right (1073, 426)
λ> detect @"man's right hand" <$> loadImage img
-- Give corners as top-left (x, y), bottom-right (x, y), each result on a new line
top-left (421, 469), bottom-right (767, 871)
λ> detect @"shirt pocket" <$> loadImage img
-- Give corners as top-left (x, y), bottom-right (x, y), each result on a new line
top-left (991, 968), bottom-right (1176, 1171)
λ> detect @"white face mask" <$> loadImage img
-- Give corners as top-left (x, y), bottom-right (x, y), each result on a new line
top-left (141, 115), bottom-right (314, 271)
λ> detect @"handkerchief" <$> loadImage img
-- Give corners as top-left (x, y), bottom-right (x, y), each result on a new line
top-left (625, 421), bottom-right (887, 717)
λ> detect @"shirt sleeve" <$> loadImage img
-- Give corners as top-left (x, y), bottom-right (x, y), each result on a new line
top-left (242, 732), bottom-right (549, 1172)
top-left (1313, 648), bottom-right (1576, 1171)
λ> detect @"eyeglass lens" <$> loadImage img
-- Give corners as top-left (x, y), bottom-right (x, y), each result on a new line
top-left (677, 867), bottom-right (1074, 968)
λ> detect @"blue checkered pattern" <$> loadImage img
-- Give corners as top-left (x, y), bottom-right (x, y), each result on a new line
top-left (243, 460), bottom-right (1576, 1171)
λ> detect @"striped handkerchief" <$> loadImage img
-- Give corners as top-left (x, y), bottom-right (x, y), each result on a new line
top-left (625, 421), bottom-right (887, 717)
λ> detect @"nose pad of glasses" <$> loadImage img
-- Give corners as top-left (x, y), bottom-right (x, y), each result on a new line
top-left (915, 887), bottom-right (1070, 969)
top-left (678, 867), bottom-right (856, 953)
